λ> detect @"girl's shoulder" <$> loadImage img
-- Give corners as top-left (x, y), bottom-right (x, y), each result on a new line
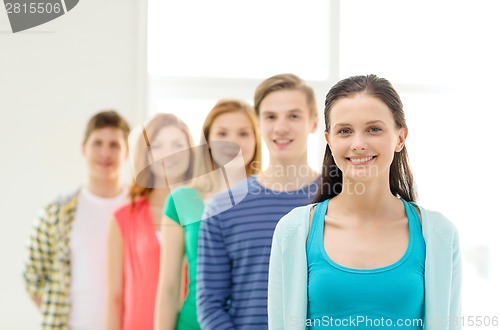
top-left (170, 185), bottom-right (201, 199)
top-left (411, 202), bottom-right (459, 245)
top-left (274, 203), bottom-right (316, 244)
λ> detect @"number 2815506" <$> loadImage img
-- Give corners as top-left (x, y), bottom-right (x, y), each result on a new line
top-left (5, 2), bottom-right (62, 14)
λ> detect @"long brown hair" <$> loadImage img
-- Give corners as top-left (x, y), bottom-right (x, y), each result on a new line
top-left (129, 113), bottom-right (194, 202)
top-left (314, 74), bottom-right (417, 203)
top-left (191, 99), bottom-right (261, 196)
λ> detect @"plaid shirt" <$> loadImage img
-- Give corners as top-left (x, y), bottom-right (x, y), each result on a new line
top-left (23, 190), bottom-right (79, 330)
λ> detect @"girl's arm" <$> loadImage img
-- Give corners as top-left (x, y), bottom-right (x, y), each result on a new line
top-left (106, 218), bottom-right (124, 330)
top-left (268, 231), bottom-right (285, 330)
top-left (154, 215), bottom-right (185, 330)
top-left (449, 229), bottom-right (462, 330)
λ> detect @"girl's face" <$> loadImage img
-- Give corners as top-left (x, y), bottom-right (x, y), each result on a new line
top-left (208, 111), bottom-right (256, 169)
top-left (325, 93), bottom-right (407, 183)
top-left (149, 125), bottom-right (191, 184)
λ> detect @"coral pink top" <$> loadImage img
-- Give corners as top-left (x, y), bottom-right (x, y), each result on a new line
top-left (114, 197), bottom-right (160, 330)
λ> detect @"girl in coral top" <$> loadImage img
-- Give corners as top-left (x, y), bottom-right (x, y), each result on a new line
top-left (106, 113), bottom-right (195, 330)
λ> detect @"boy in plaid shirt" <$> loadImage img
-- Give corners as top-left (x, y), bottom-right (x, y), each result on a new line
top-left (23, 110), bottom-right (130, 330)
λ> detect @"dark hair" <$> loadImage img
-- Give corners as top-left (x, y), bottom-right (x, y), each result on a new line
top-left (314, 74), bottom-right (416, 203)
top-left (253, 73), bottom-right (317, 118)
top-left (83, 110), bottom-right (130, 144)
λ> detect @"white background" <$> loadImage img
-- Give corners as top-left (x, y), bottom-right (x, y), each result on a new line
top-left (1, 0), bottom-right (499, 328)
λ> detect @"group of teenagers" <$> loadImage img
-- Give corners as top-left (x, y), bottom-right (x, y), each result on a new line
top-left (23, 73), bottom-right (462, 330)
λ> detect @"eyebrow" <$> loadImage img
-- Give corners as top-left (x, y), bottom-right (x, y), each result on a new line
top-left (214, 125), bottom-right (252, 130)
top-left (333, 120), bottom-right (386, 129)
top-left (152, 137), bottom-right (185, 144)
top-left (261, 108), bottom-right (303, 115)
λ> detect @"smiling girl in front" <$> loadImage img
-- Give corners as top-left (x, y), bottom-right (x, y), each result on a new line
top-left (268, 75), bottom-right (461, 330)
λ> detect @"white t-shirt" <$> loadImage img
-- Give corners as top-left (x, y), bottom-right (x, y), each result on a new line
top-left (68, 186), bottom-right (128, 330)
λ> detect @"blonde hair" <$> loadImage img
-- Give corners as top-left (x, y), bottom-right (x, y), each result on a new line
top-left (129, 113), bottom-right (194, 202)
top-left (191, 99), bottom-right (261, 196)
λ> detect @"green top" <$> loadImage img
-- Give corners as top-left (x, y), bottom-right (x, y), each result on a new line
top-left (164, 186), bottom-right (204, 330)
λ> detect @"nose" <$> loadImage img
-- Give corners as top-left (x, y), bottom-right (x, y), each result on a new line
top-left (100, 145), bottom-right (114, 158)
top-left (152, 146), bottom-right (173, 162)
top-left (211, 137), bottom-right (240, 154)
top-left (351, 132), bottom-right (367, 151)
top-left (224, 133), bottom-right (239, 145)
top-left (273, 117), bottom-right (290, 135)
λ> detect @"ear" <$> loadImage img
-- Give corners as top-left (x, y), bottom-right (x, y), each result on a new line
top-left (395, 127), bottom-right (408, 152)
top-left (324, 131), bottom-right (331, 150)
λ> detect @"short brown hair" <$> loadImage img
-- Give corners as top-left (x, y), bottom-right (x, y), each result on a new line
top-left (83, 110), bottom-right (130, 144)
top-left (253, 73), bottom-right (317, 118)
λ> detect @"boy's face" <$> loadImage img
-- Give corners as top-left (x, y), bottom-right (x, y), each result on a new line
top-left (259, 89), bottom-right (317, 165)
top-left (82, 127), bottom-right (128, 182)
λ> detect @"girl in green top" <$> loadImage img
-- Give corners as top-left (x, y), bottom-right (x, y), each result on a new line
top-left (154, 99), bottom-right (262, 329)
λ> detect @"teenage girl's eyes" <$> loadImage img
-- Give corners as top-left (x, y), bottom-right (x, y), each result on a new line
top-left (239, 131), bottom-right (251, 137)
top-left (337, 128), bottom-right (351, 135)
top-left (289, 114), bottom-right (300, 119)
top-left (368, 127), bottom-right (382, 133)
top-left (264, 115), bottom-right (275, 120)
top-left (216, 131), bottom-right (227, 137)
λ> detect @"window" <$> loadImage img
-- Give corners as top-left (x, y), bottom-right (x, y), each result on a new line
top-left (147, 0), bottom-right (332, 171)
top-left (148, 0), bottom-right (500, 313)
top-left (148, 0), bottom-right (331, 80)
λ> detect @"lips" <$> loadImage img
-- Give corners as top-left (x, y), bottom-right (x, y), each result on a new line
top-left (346, 156), bottom-right (376, 164)
top-left (273, 138), bottom-right (293, 147)
top-left (97, 161), bottom-right (113, 167)
top-left (162, 159), bottom-right (179, 168)
top-left (223, 152), bottom-right (239, 159)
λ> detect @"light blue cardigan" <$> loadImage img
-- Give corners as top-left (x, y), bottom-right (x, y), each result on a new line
top-left (268, 202), bottom-right (461, 330)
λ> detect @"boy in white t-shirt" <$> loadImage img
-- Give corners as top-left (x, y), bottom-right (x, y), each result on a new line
top-left (23, 110), bottom-right (130, 330)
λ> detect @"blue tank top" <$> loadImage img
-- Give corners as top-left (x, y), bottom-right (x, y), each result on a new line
top-left (306, 198), bottom-right (425, 329)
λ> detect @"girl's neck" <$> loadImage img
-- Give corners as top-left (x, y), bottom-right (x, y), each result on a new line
top-left (333, 179), bottom-right (402, 220)
top-left (147, 188), bottom-right (170, 208)
top-left (147, 189), bottom-right (170, 231)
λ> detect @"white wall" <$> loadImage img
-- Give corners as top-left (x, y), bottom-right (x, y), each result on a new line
top-left (0, 1), bottom-right (146, 328)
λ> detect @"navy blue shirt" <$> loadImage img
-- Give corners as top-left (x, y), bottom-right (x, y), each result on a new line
top-left (197, 175), bottom-right (319, 330)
